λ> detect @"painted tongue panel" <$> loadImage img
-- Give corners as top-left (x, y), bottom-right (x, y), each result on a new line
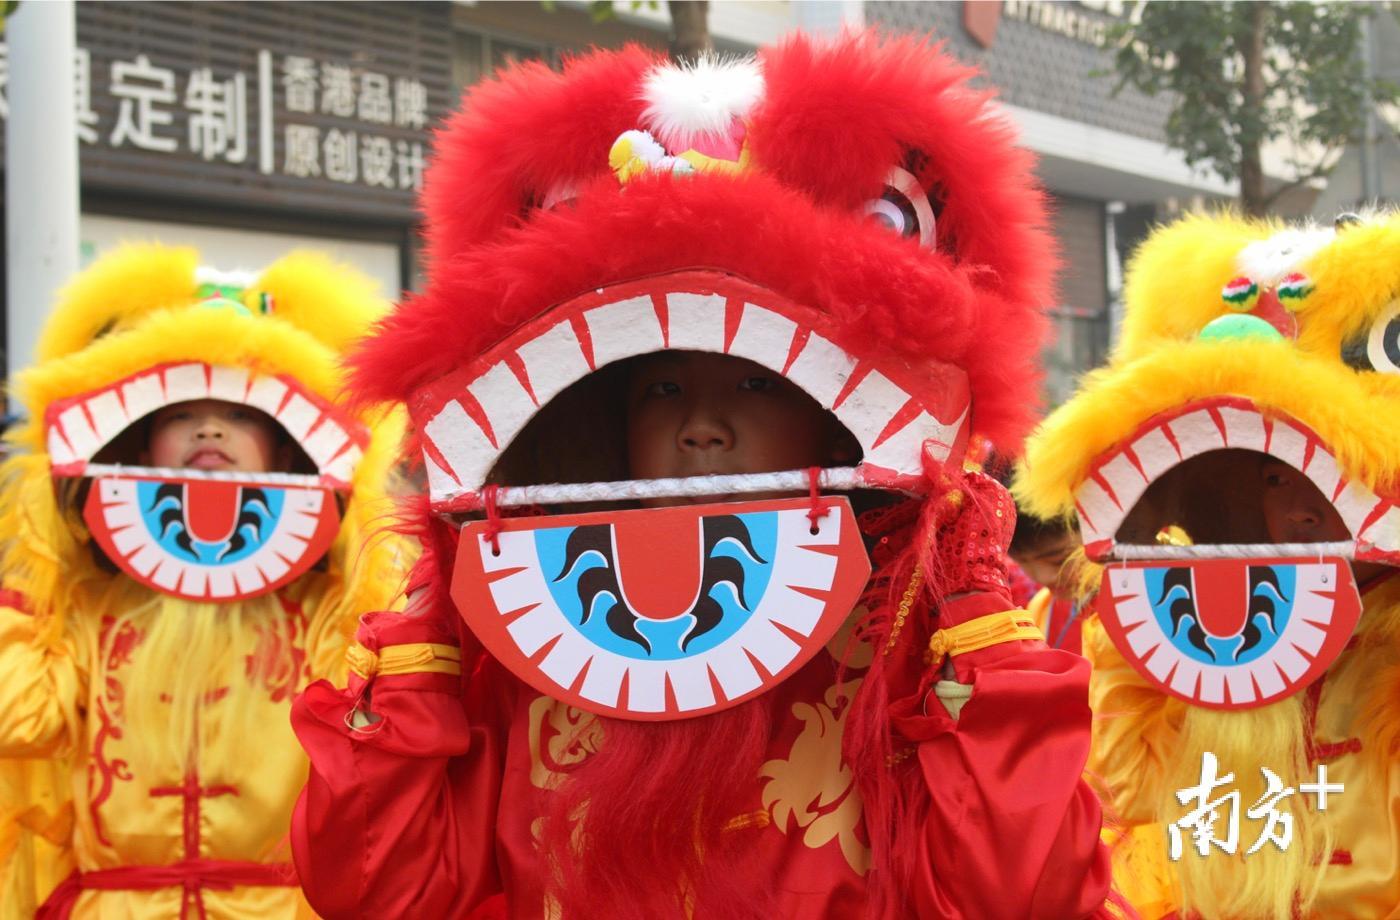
top-left (613, 513), bottom-right (704, 621)
top-left (1096, 555), bottom-right (1361, 710)
top-left (184, 479), bottom-right (242, 544)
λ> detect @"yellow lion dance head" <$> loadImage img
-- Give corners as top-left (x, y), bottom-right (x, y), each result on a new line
top-left (3, 243), bottom-right (406, 647)
top-left (0, 243), bottom-right (407, 915)
top-left (1020, 211), bottom-right (1400, 920)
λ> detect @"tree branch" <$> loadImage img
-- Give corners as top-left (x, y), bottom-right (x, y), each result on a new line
top-left (1260, 146), bottom-right (1343, 210)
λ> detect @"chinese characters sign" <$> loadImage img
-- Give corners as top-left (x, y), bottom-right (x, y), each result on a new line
top-left (1169, 752), bottom-right (1344, 860)
top-left (0, 2), bottom-right (452, 221)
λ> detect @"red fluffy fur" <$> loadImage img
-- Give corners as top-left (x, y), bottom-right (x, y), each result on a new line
top-left (364, 29), bottom-right (1065, 919)
top-left (350, 32), bottom-right (1056, 456)
top-left (543, 704), bottom-right (776, 920)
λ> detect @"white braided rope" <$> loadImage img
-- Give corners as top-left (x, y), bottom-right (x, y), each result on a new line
top-left (1106, 541), bottom-right (1355, 561)
top-left (447, 466), bottom-right (867, 509)
top-left (80, 463), bottom-right (324, 488)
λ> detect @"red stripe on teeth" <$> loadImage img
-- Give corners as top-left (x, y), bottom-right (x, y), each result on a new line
top-left (723, 298), bottom-right (743, 353)
top-left (1091, 471), bottom-right (1122, 510)
top-left (569, 315), bottom-right (596, 371)
top-left (872, 397), bottom-right (922, 450)
top-left (651, 293), bottom-right (670, 348)
top-left (419, 435), bottom-right (461, 485)
top-left (1075, 501), bottom-right (1096, 533)
top-left (1161, 423), bottom-right (1184, 459)
top-left (1207, 405), bottom-right (1229, 445)
top-left (1122, 445), bottom-right (1148, 482)
top-left (1358, 500), bottom-right (1393, 537)
top-left (503, 352), bottom-right (539, 407)
top-left (831, 362), bottom-right (874, 411)
top-left (455, 392), bottom-right (498, 450)
top-left (782, 327), bottom-right (811, 377)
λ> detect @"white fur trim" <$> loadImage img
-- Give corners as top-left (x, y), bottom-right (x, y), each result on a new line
top-left (1236, 225), bottom-right (1334, 287)
top-left (641, 55), bottom-right (764, 148)
top-left (194, 266), bottom-right (259, 289)
top-left (615, 129), bottom-right (668, 165)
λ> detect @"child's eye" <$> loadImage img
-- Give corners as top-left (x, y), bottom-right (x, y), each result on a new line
top-left (739, 376), bottom-right (778, 393)
top-left (644, 381), bottom-right (681, 397)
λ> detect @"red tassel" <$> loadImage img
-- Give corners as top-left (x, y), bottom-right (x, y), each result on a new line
top-left (806, 466), bottom-right (832, 533)
top-left (481, 484), bottom-right (504, 556)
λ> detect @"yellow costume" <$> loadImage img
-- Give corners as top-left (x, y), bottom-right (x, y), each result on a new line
top-left (0, 245), bottom-right (406, 918)
top-left (1019, 212), bottom-right (1400, 919)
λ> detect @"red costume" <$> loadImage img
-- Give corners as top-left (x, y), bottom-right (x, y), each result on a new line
top-left (290, 33), bottom-right (1117, 919)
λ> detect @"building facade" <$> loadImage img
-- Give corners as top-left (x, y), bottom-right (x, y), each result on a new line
top-left (1, 1), bottom-right (456, 379)
top-left (868, 0), bottom-right (1240, 404)
top-left (3, 0), bottom-right (1253, 408)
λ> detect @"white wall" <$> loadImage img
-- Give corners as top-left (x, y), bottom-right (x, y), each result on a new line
top-left (79, 214), bottom-right (403, 299)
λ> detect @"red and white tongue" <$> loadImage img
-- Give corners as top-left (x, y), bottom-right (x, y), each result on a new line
top-left (1190, 562), bottom-right (1249, 639)
top-left (612, 512), bottom-right (703, 621)
top-left (183, 480), bottom-right (243, 544)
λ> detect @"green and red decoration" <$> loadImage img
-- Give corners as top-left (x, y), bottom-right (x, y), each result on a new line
top-left (1221, 276), bottom-right (1261, 312)
top-left (1277, 272), bottom-right (1314, 309)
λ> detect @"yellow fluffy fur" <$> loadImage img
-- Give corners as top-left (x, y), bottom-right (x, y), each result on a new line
top-left (1019, 211), bottom-right (1400, 520)
top-left (3, 243), bottom-right (407, 643)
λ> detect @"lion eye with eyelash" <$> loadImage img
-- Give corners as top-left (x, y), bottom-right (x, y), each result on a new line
top-left (863, 165), bottom-right (936, 249)
top-left (1341, 300), bottom-right (1400, 375)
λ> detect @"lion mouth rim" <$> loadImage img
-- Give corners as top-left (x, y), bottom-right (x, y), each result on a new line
top-left (44, 361), bottom-right (367, 491)
top-left (1077, 396), bottom-right (1400, 564)
top-left (410, 270), bottom-right (973, 513)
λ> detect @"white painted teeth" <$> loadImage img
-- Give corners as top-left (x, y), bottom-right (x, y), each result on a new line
top-left (585, 295), bottom-right (663, 368)
top-left (419, 290), bottom-right (969, 504)
top-left (44, 362), bottom-right (364, 487)
top-left (244, 374), bottom-right (289, 418)
top-left (1076, 401), bottom-right (1393, 557)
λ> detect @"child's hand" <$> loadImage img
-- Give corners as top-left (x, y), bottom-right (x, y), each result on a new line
top-left (923, 464), bottom-right (1044, 683)
top-left (927, 466), bottom-right (1017, 603)
top-left (346, 586), bottom-right (462, 691)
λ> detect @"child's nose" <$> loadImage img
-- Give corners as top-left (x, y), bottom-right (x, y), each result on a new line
top-left (194, 415), bottom-right (226, 439)
top-left (1287, 507), bottom-right (1321, 529)
top-left (676, 411), bottom-right (733, 452)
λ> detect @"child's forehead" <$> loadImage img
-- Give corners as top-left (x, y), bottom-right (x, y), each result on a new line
top-left (1027, 533), bottom-right (1078, 559)
top-left (150, 398), bottom-right (278, 429)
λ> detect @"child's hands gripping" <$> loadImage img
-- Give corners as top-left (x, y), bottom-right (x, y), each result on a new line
top-left (344, 583), bottom-right (464, 728)
top-left (924, 462), bottom-right (1044, 683)
top-left (926, 465), bottom-right (1018, 602)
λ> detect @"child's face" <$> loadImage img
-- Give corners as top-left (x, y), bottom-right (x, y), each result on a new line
top-left (626, 351), bottom-right (854, 501)
top-left (143, 399), bottom-right (287, 473)
top-left (1011, 531), bottom-right (1079, 593)
top-left (1259, 458), bottom-right (1349, 545)
top-left (1258, 457), bottom-right (1389, 582)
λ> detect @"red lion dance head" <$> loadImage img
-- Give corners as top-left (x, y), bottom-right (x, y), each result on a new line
top-left (352, 31), bottom-right (1055, 919)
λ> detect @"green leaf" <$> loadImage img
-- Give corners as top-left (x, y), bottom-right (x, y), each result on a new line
top-left (1100, 0), bottom-right (1382, 215)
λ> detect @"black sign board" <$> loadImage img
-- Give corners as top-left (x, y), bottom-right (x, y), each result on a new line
top-left (1, 1), bottom-right (455, 222)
